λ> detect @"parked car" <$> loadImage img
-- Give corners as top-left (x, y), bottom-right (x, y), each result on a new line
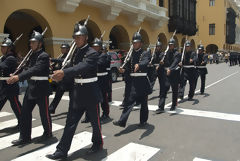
top-left (107, 51), bottom-right (122, 82)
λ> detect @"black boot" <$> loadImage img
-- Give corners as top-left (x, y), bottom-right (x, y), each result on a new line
top-left (46, 150), bottom-right (67, 160)
top-left (12, 138), bottom-right (31, 146)
top-left (113, 121), bottom-right (126, 127)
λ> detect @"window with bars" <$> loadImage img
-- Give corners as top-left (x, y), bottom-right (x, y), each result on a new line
top-left (159, 0), bottom-right (164, 7)
top-left (209, 24), bottom-right (215, 35)
top-left (209, 0), bottom-right (215, 6)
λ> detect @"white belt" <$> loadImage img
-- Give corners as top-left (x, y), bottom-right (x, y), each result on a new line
top-left (74, 77), bottom-right (98, 84)
top-left (30, 76), bottom-right (49, 80)
top-left (183, 65), bottom-right (195, 68)
top-left (154, 64), bottom-right (159, 66)
top-left (130, 73), bottom-right (147, 77)
top-left (196, 66), bottom-right (206, 68)
top-left (106, 68), bottom-right (111, 71)
top-left (164, 67), bottom-right (170, 70)
top-left (97, 72), bottom-right (108, 76)
top-left (0, 77), bottom-right (10, 80)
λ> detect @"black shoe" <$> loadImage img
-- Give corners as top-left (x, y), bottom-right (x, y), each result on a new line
top-left (87, 144), bottom-right (103, 154)
top-left (113, 121), bottom-right (126, 127)
top-left (100, 114), bottom-right (110, 120)
top-left (155, 108), bottom-right (165, 114)
top-left (81, 117), bottom-right (90, 123)
top-left (169, 106), bottom-right (176, 111)
top-left (12, 138), bottom-right (31, 146)
top-left (49, 107), bottom-right (55, 114)
top-left (138, 122), bottom-right (147, 127)
top-left (200, 92), bottom-right (204, 95)
top-left (119, 103), bottom-right (125, 107)
top-left (38, 132), bottom-right (53, 141)
top-left (179, 96), bottom-right (183, 100)
top-left (46, 150), bottom-right (67, 160)
top-left (188, 97), bottom-right (193, 101)
top-left (135, 102), bottom-right (140, 106)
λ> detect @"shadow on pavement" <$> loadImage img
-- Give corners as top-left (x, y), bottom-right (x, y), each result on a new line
top-left (68, 147), bottom-right (108, 161)
top-left (114, 123), bottom-right (155, 140)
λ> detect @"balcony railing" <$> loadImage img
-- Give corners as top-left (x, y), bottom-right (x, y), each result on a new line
top-left (56, 0), bottom-right (169, 29)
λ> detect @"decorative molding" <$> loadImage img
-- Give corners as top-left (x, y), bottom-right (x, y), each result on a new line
top-left (56, 0), bottom-right (82, 12)
top-left (0, 33), bottom-right (9, 42)
top-left (44, 37), bottom-right (73, 45)
top-left (64, 0), bottom-right (169, 27)
top-left (128, 13), bottom-right (146, 26)
top-left (101, 6), bottom-right (122, 21)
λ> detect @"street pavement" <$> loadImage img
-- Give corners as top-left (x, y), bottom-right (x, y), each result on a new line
top-left (0, 62), bottom-right (240, 161)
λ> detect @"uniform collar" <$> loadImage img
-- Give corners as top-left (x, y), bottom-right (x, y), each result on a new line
top-left (134, 48), bottom-right (142, 52)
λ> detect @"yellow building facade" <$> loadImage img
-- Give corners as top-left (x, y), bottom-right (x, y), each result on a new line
top-left (0, 0), bottom-right (198, 58)
top-left (194, 0), bottom-right (240, 54)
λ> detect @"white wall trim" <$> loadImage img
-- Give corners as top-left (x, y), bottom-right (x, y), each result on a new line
top-left (0, 33), bottom-right (9, 42)
top-left (44, 37), bottom-right (73, 45)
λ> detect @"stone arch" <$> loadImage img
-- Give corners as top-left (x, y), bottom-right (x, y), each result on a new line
top-left (190, 39), bottom-right (196, 50)
top-left (4, 9), bottom-right (53, 56)
top-left (173, 35), bottom-right (179, 49)
top-left (139, 29), bottom-right (150, 50)
top-left (158, 33), bottom-right (167, 50)
top-left (206, 44), bottom-right (218, 54)
top-left (109, 25), bottom-right (130, 50)
top-left (79, 19), bottom-right (101, 44)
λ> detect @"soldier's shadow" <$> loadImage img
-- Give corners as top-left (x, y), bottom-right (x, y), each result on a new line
top-left (148, 95), bottom-right (160, 101)
top-left (0, 126), bottom-right (19, 137)
top-left (67, 147), bottom-right (108, 161)
top-left (178, 98), bottom-right (199, 105)
top-left (114, 123), bottom-right (155, 140)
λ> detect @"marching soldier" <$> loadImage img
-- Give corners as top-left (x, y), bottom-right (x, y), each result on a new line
top-left (113, 31), bottom-right (151, 127)
top-left (178, 41), bottom-right (198, 100)
top-left (195, 44), bottom-right (208, 94)
top-left (103, 44), bottom-right (113, 102)
top-left (0, 37), bottom-right (22, 127)
top-left (8, 31), bottom-right (52, 145)
top-left (155, 38), bottom-right (181, 113)
top-left (149, 41), bottom-right (163, 92)
top-left (49, 43), bottom-right (70, 114)
top-left (92, 38), bottom-right (111, 120)
top-left (46, 23), bottom-right (103, 160)
top-left (81, 39), bottom-right (111, 123)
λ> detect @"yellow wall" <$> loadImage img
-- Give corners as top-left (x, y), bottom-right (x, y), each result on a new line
top-left (193, 0), bottom-right (226, 50)
top-left (1, 0), bottom-right (193, 58)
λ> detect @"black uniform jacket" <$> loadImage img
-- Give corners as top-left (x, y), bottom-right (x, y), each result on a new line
top-left (124, 48), bottom-right (152, 97)
top-left (181, 51), bottom-right (198, 79)
top-left (196, 52), bottom-right (208, 75)
top-left (0, 52), bottom-right (19, 97)
top-left (51, 53), bottom-right (67, 71)
top-left (97, 52), bottom-right (111, 93)
top-left (63, 44), bottom-right (102, 106)
top-left (19, 49), bottom-right (50, 99)
top-left (158, 49), bottom-right (181, 79)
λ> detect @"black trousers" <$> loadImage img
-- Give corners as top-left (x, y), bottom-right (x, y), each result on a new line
top-left (20, 95), bottom-right (52, 139)
top-left (118, 93), bottom-right (148, 125)
top-left (56, 99), bottom-right (103, 154)
top-left (100, 91), bottom-right (109, 116)
top-left (0, 95), bottom-right (22, 124)
top-left (179, 71), bottom-right (197, 98)
top-left (49, 88), bottom-right (65, 111)
top-left (158, 74), bottom-right (179, 109)
top-left (121, 79), bottom-right (132, 106)
top-left (196, 74), bottom-right (206, 93)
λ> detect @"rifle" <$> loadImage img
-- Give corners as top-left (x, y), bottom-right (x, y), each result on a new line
top-left (120, 27), bottom-right (141, 69)
top-left (13, 27), bottom-right (47, 75)
top-left (179, 35), bottom-right (188, 75)
top-left (13, 33), bottom-right (23, 46)
top-left (61, 15), bottom-right (90, 69)
top-left (160, 30), bottom-right (177, 63)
